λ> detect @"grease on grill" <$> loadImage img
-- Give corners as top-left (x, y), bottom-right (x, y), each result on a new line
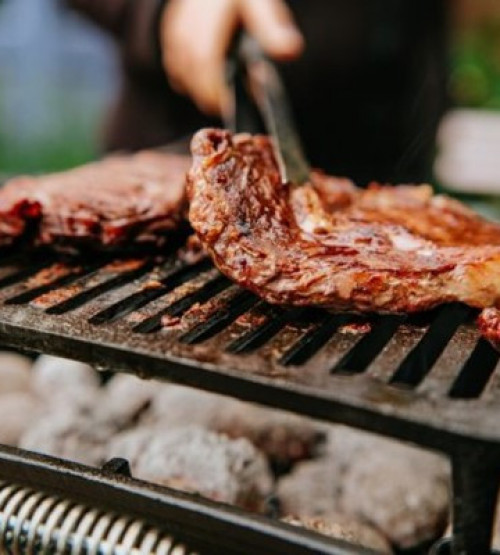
top-left (141, 279), bottom-right (164, 291)
top-left (29, 258), bottom-right (145, 309)
top-left (26, 263), bottom-right (79, 288)
top-left (338, 322), bottom-right (372, 335)
top-left (161, 314), bottom-right (182, 328)
top-left (32, 283), bottom-right (84, 309)
top-left (235, 311), bottom-right (269, 328)
top-left (181, 298), bottom-right (225, 327)
top-left (103, 259), bottom-right (145, 273)
top-left (133, 275), bottom-right (231, 335)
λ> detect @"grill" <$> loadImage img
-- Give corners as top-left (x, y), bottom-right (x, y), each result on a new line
top-left (0, 246), bottom-right (499, 553)
top-left (0, 481), bottom-right (193, 554)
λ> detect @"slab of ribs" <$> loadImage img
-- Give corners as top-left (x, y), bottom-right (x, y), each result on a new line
top-left (0, 151), bottom-right (190, 249)
top-left (188, 129), bottom-right (500, 344)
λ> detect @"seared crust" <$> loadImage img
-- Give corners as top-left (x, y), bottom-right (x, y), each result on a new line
top-left (188, 129), bottom-right (500, 314)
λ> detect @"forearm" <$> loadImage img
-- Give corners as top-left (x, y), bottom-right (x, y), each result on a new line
top-left (64, 0), bottom-right (164, 70)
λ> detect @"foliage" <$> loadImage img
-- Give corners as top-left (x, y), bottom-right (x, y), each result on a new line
top-left (450, 17), bottom-right (500, 108)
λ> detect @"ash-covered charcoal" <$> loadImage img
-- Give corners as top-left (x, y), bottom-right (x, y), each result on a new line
top-left (107, 425), bottom-right (273, 511)
top-left (277, 458), bottom-right (341, 517)
top-left (31, 355), bottom-right (100, 408)
top-left (103, 374), bottom-right (159, 426)
top-left (339, 445), bottom-right (449, 549)
top-left (0, 151), bottom-right (190, 249)
top-left (282, 514), bottom-right (392, 554)
top-left (103, 427), bottom-right (154, 469)
top-left (278, 426), bottom-right (450, 550)
top-left (0, 392), bottom-right (43, 446)
top-left (19, 405), bottom-right (115, 466)
top-left (0, 352), bottom-right (32, 395)
top-left (19, 372), bottom-right (160, 466)
top-left (147, 385), bottom-right (325, 469)
top-left (215, 402), bottom-right (325, 472)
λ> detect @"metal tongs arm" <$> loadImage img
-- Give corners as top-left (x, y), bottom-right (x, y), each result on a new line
top-left (225, 33), bottom-right (311, 185)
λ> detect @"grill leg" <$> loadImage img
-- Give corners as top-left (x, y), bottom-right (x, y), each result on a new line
top-left (451, 447), bottom-right (500, 555)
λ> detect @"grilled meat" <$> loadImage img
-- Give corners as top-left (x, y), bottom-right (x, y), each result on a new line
top-left (0, 151), bottom-right (190, 249)
top-left (188, 130), bottom-right (500, 335)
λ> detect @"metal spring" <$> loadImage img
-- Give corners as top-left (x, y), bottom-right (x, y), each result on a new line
top-left (0, 481), bottom-right (196, 554)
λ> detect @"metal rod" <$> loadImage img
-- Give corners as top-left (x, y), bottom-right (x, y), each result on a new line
top-left (450, 447), bottom-right (500, 555)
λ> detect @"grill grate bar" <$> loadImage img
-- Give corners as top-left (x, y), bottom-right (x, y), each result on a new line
top-left (4, 261), bottom-right (106, 305)
top-left (45, 260), bottom-right (155, 315)
top-left (0, 258), bottom-right (57, 291)
top-left (133, 275), bottom-right (232, 333)
top-left (226, 306), bottom-right (309, 354)
top-left (180, 290), bottom-right (259, 344)
top-left (89, 259), bottom-right (211, 325)
top-left (390, 304), bottom-right (473, 388)
top-left (279, 313), bottom-right (348, 366)
top-left (333, 315), bottom-right (405, 374)
top-left (449, 339), bottom-right (500, 399)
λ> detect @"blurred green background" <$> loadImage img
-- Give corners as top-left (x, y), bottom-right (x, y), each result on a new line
top-left (451, 16), bottom-right (500, 109)
top-left (0, 0), bottom-right (117, 177)
top-left (445, 13), bottom-right (500, 219)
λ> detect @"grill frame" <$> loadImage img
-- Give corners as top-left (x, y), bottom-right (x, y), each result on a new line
top-left (0, 249), bottom-right (498, 552)
top-left (0, 445), bottom-right (366, 555)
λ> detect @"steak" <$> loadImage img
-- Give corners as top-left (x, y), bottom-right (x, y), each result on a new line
top-left (188, 129), bottom-right (500, 339)
top-left (0, 151), bottom-right (190, 249)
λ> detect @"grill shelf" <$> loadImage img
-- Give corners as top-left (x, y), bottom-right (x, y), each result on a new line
top-left (0, 248), bottom-right (499, 553)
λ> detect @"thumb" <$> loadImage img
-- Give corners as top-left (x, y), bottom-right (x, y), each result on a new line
top-left (239, 0), bottom-right (304, 61)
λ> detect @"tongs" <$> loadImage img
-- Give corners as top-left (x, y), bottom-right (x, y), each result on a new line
top-left (224, 33), bottom-right (310, 185)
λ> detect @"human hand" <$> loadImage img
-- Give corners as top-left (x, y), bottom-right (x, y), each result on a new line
top-left (160, 0), bottom-right (304, 114)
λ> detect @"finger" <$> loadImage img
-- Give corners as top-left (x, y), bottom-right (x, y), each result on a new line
top-left (188, 68), bottom-right (227, 115)
top-left (160, 0), bottom-right (237, 114)
top-left (239, 0), bottom-right (304, 60)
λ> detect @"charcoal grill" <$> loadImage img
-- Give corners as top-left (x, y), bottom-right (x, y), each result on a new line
top-left (0, 244), bottom-right (498, 553)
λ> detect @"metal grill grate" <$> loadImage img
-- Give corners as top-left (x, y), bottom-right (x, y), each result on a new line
top-left (0, 248), bottom-right (498, 452)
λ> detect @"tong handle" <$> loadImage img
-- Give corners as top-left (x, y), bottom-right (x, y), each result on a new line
top-left (225, 32), bottom-right (310, 184)
top-left (224, 32), bottom-right (263, 134)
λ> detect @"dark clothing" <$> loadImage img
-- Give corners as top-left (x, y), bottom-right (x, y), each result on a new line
top-left (66, 0), bottom-right (449, 185)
